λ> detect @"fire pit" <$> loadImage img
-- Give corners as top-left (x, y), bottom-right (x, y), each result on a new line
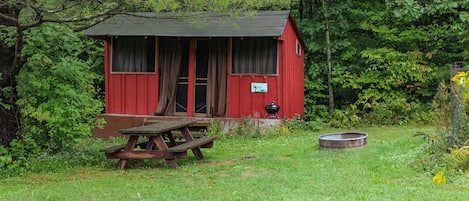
top-left (319, 132), bottom-right (367, 149)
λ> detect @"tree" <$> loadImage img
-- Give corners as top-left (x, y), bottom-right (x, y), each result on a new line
top-left (292, 0), bottom-right (356, 121)
top-left (0, 0), bottom-right (125, 147)
top-left (320, 0), bottom-right (334, 115)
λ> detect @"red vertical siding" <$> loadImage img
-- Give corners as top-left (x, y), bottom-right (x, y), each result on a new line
top-left (102, 15), bottom-right (304, 119)
top-left (227, 16), bottom-right (304, 119)
top-left (227, 75), bottom-right (279, 118)
top-left (104, 38), bottom-right (159, 115)
top-left (279, 17), bottom-right (305, 117)
top-left (104, 40), bottom-right (111, 114)
top-left (187, 40), bottom-right (196, 117)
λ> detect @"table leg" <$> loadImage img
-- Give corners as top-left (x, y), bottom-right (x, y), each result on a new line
top-left (165, 131), bottom-right (177, 147)
top-left (118, 135), bottom-right (139, 169)
top-left (154, 134), bottom-right (178, 168)
top-left (180, 127), bottom-right (204, 159)
top-left (145, 137), bottom-right (155, 150)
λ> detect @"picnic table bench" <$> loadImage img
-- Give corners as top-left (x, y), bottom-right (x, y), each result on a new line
top-left (100, 120), bottom-right (215, 169)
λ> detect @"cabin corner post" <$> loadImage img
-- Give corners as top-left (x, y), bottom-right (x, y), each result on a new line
top-left (104, 39), bottom-right (112, 114)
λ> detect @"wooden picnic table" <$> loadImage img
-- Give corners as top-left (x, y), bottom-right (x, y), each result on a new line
top-left (100, 120), bottom-right (215, 169)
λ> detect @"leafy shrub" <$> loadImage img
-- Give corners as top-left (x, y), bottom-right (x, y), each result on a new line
top-left (27, 138), bottom-right (115, 173)
top-left (231, 118), bottom-right (264, 138)
top-left (222, 115), bottom-right (320, 138)
top-left (207, 120), bottom-right (226, 140)
top-left (284, 115), bottom-right (322, 132)
top-left (0, 25), bottom-right (15, 47)
top-left (335, 48), bottom-right (436, 126)
top-left (0, 138), bottom-right (118, 176)
top-left (0, 145), bottom-right (12, 169)
top-left (0, 74), bottom-right (12, 110)
top-left (16, 23), bottom-right (104, 153)
top-left (329, 106), bottom-right (361, 128)
top-left (0, 137), bottom-right (42, 176)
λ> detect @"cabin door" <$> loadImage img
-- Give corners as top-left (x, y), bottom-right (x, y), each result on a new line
top-left (175, 40), bottom-right (209, 116)
top-left (193, 40), bottom-right (209, 115)
top-left (175, 39), bottom-right (227, 117)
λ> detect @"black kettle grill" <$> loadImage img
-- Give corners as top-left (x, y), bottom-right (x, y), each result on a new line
top-left (264, 101), bottom-right (280, 118)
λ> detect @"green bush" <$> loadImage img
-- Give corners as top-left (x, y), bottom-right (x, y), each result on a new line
top-left (332, 47), bottom-right (436, 126)
top-left (27, 138), bottom-right (115, 173)
top-left (284, 115), bottom-right (322, 132)
top-left (329, 106), bottom-right (361, 128)
top-left (16, 23), bottom-right (104, 153)
top-left (207, 120), bottom-right (226, 140)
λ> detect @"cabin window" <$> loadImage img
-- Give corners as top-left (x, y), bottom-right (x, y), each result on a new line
top-left (231, 37), bottom-right (278, 75)
top-left (111, 36), bottom-right (156, 73)
top-left (296, 39), bottom-right (302, 56)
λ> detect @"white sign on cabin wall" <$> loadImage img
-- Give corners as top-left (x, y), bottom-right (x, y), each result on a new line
top-left (251, 83), bottom-right (268, 93)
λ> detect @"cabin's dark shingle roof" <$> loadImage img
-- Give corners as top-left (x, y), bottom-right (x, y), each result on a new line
top-left (84, 11), bottom-right (291, 37)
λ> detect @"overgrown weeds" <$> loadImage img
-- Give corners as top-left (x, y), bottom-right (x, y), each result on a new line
top-left (206, 115), bottom-right (321, 139)
top-left (413, 78), bottom-right (469, 183)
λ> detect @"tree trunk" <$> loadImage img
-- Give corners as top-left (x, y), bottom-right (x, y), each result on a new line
top-left (321, 0), bottom-right (334, 115)
top-left (0, 6), bottom-right (21, 147)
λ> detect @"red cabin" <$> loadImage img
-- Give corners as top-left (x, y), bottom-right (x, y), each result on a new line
top-left (85, 10), bottom-right (305, 138)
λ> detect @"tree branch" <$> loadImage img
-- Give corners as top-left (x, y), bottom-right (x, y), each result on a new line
top-left (34, 3), bottom-right (81, 15)
top-left (0, 12), bottom-right (19, 26)
top-left (41, 4), bottom-right (121, 24)
top-left (19, 3), bottom-right (122, 30)
top-left (73, 15), bottom-right (113, 32)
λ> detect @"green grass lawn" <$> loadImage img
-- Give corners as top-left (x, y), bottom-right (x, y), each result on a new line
top-left (1, 126), bottom-right (468, 201)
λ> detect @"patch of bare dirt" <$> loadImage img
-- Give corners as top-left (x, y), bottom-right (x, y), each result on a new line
top-left (198, 155), bottom-right (258, 167)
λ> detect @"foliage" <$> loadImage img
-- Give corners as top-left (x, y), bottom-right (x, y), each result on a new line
top-left (0, 145), bottom-right (12, 170)
top-left (283, 114), bottom-right (322, 132)
top-left (449, 146), bottom-right (469, 171)
top-left (26, 138), bottom-right (114, 173)
top-left (0, 74), bottom-right (12, 110)
top-left (452, 71), bottom-right (469, 107)
top-left (145, 0), bottom-right (290, 13)
top-left (293, 0), bottom-right (468, 125)
top-left (15, 23), bottom-right (104, 152)
top-left (295, 0), bottom-right (355, 121)
top-left (207, 120), bottom-right (226, 140)
top-left (0, 137), bottom-right (116, 177)
top-left (0, 25), bottom-right (16, 47)
top-left (450, 71), bottom-right (469, 145)
top-left (337, 48), bottom-right (435, 125)
top-left (328, 106), bottom-right (361, 128)
top-left (230, 118), bottom-right (265, 138)
top-left (221, 116), bottom-right (319, 138)
top-left (414, 73), bottom-right (469, 180)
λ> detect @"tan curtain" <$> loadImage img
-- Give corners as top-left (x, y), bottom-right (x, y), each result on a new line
top-left (155, 38), bottom-right (183, 115)
top-left (112, 36), bottom-right (156, 72)
top-left (232, 37), bottom-right (277, 74)
top-left (207, 39), bottom-right (228, 117)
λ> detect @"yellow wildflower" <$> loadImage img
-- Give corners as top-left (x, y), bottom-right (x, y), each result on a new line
top-left (451, 71), bottom-right (469, 105)
top-left (432, 172), bottom-right (447, 185)
top-left (430, 135), bottom-right (438, 143)
top-left (282, 125), bottom-right (291, 135)
top-left (451, 71), bottom-right (467, 86)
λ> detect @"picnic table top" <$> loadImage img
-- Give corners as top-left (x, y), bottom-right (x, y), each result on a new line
top-left (119, 120), bottom-right (197, 135)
